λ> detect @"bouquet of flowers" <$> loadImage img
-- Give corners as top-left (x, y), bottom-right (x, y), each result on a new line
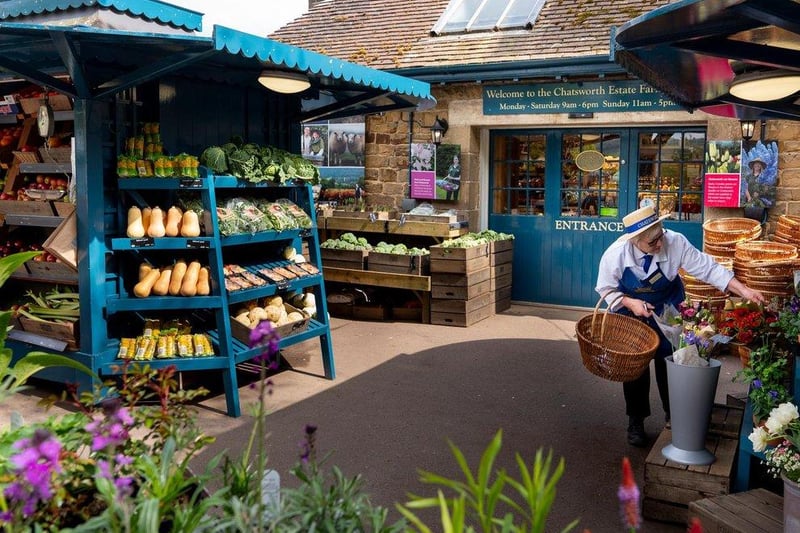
top-left (736, 344), bottom-right (792, 422)
top-left (657, 299), bottom-right (727, 366)
top-left (749, 401), bottom-right (800, 482)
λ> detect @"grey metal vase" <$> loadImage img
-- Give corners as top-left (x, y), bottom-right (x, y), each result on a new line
top-left (661, 356), bottom-right (721, 465)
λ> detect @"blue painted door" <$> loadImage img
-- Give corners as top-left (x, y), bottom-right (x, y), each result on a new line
top-left (489, 128), bottom-right (706, 308)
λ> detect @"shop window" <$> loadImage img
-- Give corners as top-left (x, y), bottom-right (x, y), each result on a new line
top-left (637, 131), bottom-right (705, 221)
top-left (560, 133), bottom-right (620, 218)
top-left (491, 133), bottom-right (546, 215)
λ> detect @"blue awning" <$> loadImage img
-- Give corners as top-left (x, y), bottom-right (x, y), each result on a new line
top-left (0, 20), bottom-right (435, 121)
top-left (0, 0), bottom-right (203, 32)
top-left (614, 0), bottom-right (800, 120)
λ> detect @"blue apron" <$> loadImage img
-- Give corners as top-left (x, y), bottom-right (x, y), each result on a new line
top-left (618, 262), bottom-right (684, 354)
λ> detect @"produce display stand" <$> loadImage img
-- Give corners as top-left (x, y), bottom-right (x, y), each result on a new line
top-left (0, 3), bottom-right (434, 417)
top-left (320, 214), bottom-right (468, 323)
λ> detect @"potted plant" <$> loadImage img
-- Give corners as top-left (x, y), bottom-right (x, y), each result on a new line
top-left (719, 301), bottom-right (778, 366)
top-left (772, 295), bottom-right (800, 345)
top-left (748, 402), bottom-right (800, 530)
top-left (735, 344), bottom-right (792, 424)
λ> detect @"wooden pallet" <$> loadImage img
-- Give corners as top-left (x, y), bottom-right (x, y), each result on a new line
top-left (688, 488), bottom-right (782, 532)
top-left (643, 403), bottom-right (743, 525)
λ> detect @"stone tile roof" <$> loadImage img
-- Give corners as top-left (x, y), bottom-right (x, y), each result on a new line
top-left (270, 0), bottom-right (677, 71)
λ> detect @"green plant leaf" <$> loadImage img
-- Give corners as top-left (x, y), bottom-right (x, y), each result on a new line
top-left (9, 352), bottom-right (97, 387)
top-left (0, 251), bottom-right (40, 288)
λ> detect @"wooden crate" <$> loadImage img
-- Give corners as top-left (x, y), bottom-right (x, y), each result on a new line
top-left (391, 306), bottom-right (422, 322)
top-left (230, 304), bottom-right (310, 344)
top-left (26, 260), bottom-right (78, 282)
top-left (431, 301), bottom-right (493, 327)
top-left (0, 199), bottom-right (60, 216)
top-left (688, 488), bottom-right (782, 533)
top-left (332, 209), bottom-right (397, 220)
top-left (432, 278), bottom-right (490, 300)
top-left (490, 240), bottom-right (514, 266)
top-left (367, 252), bottom-right (430, 275)
top-left (642, 403), bottom-right (743, 525)
top-left (491, 262), bottom-right (512, 278)
top-left (429, 244), bottom-right (491, 274)
top-left (320, 248), bottom-right (368, 269)
top-left (490, 272), bottom-right (513, 291)
top-left (18, 316), bottom-right (78, 351)
top-left (352, 303), bottom-right (389, 321)
top-left (431, 266), bottom-right (491, 288)
top-left (431, 291), bottom-right (493, 315)
top-left (492, 285), bottom-right (513, 312)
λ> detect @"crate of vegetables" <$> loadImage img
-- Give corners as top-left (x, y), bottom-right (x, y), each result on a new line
top-left (367, 242), bottom-right (430, 275)
top-left (230, 297), bottom-right (310, 344)
top-left (320, 233), bottom-right (370, 270)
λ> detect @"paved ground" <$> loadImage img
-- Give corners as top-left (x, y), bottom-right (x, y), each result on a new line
top-left (6, 304), bottom-right (750, 531)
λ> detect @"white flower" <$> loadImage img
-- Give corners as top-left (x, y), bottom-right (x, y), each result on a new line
top-left (749, 426), bottom-right (770, 453)
top-left (766, 402), bottom-right (800, 434)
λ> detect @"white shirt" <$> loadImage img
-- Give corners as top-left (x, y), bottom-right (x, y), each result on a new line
top-left (595, 229), bottom-right (734, 310)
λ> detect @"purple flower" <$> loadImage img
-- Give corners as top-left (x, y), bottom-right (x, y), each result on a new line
top-left (86, 398), bottom-right (133, 452)
top-left (2, 429), bottom-right (62, 519)
top-left (299, 424), bottom-right (318, 464)
top-left (249, 320), bottom-right (281, 367)
top-left (754, 379), bottom-right (763, 389)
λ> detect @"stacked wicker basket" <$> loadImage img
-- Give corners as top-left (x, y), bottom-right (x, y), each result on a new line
top-left (683, 218), bottom-right (763, 305)
top-left (734, 240), bottom-right (799, 301)
top-left (773, 214), bottom-right (800, 246)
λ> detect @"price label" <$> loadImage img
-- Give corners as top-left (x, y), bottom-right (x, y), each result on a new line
top-left (185, 239), bottom-right (210, 249)
top-left (179, 178), bottom-right (203, 189)
top-left (276, 280), bottom-right (290, 291)
top-left (299, 229), bottom-right (312, 238)
top-left (129, 237), bottom-right (154, 248)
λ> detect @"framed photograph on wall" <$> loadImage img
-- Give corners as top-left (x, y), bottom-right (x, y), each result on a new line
top-left (435, 144), bottom-right (461, 202)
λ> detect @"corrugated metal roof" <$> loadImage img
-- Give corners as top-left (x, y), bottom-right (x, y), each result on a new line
top-left (269, 0), bottom-right (676, 74)
top-left (0, 0), bottom-right (203, 31)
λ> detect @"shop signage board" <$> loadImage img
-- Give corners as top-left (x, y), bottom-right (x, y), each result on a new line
top-left (482, 80), bottom-right (682, 115)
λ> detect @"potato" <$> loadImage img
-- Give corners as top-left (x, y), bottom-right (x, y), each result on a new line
top-left (249, 307), bottom-right (268, 323)
top-left (287, 311), bottom-right (304, 323)
top-left (234, 313), bottom-right (251, 327)
top-left (264, 295), bottom-right (283, 308)
top-left (264, 305), bottom-right (283, 323)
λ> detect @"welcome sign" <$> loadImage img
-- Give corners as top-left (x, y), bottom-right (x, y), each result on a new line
top-left (483, 80), bottom-right (682, 115)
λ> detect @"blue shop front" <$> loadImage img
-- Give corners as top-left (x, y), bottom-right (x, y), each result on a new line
top-left (479, 79), bottom-right (707, 308)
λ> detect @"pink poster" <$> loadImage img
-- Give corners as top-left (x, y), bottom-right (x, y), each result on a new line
top-left (410, 170), bottom-right (436, 199)
top-left (703, 173), bottom-right (741, 208)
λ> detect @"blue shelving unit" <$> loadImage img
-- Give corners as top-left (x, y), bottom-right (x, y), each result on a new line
top-left (101, 174), bottom-right (334, 417)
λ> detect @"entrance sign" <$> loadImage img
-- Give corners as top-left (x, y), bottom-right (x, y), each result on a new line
top-left (483, 80), bottom-right (682, 115)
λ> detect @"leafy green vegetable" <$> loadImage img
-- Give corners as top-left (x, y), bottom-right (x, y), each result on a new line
top-left (199, 146), bottom-right (228, 174)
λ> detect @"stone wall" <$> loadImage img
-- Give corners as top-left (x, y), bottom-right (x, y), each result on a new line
top-left (365, 84), bottom-right (800, 235)
top-left (706, 116), bottom-right (800, 236)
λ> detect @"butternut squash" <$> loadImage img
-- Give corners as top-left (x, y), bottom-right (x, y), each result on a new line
top-left (133, 268), bottom-right (160, 298)
top-left (126, 206), bottom-right (145, 238)
top-left (180, 261), bottom-right (202, 296)
top-left (138, 262), bottom-right (153, 281)
top-left (180, 210), bottom-right (201, 237)
top-left (168, 260), bottom-right (187, 295)
top-left (165, 206), bottom-right (183, 237)
top-left (148, 206), bottom-right (166, 238)
top-left (195, 266), bottom-right (211, 296)
top-left (152, 266), bottom-right (173, 296)
top-left (141, 207), bottom-right (152, 233)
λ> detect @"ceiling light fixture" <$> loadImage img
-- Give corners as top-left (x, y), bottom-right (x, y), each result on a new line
top-left (729, 70), bottom-right (800, 102)
top-left (258, 70), bottom-right (311, 94)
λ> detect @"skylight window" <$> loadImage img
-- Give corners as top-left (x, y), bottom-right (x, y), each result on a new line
top-left (432, 0), bottom-right (545, 35)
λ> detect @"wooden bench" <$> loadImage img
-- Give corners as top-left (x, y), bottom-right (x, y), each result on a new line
top-left (688, 488), bottom-right (782, 532)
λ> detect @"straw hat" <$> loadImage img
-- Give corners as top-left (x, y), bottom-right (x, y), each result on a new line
top-left (748, 157), bottom-right (767, 171)
top-left (619, 206), bottom-right (669, 241)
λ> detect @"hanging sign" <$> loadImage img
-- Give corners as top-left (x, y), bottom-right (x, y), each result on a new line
top-left (482, 80), bottom-right (682, 115)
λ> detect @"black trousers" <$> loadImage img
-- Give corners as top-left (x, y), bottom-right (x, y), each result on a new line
top-left (623, 317), bottom-right (672, 419)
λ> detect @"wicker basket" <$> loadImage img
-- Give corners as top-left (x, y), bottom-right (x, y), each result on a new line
top-left (703, 242), bottom-right (737, 258)
top-left (735, 241), bottom-right (798, 262)
top-left (703, 217), bottom-right (762, 244)
top-left (575, 296), bottom-right (659, 382)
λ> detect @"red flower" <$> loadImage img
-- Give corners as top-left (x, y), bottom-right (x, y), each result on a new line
top-left (618, 457), bottom-right (641, 530)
